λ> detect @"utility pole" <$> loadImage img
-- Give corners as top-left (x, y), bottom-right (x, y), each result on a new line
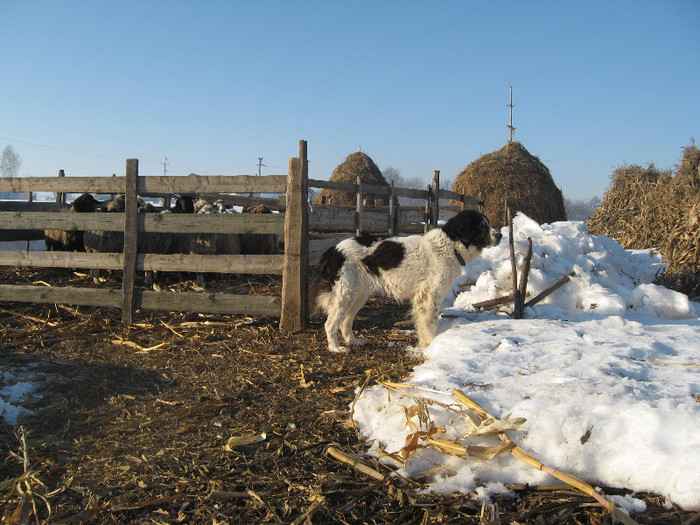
top-left (160, 156), bottom-right (169, 208)
top-left (257, 157), bottom-right (266, 176)
top-left (507, 85), bottom-right (516, 143)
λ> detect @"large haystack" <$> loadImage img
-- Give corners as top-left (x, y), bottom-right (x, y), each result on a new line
top-left (451, 142), bottom-right (566, 229)
top-left (315, 151), bottom-right (389, 206)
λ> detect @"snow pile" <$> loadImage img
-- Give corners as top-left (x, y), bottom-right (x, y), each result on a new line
top-left (0, 369), bottom-right (40, 426)
top-left (353, 214), bottom-right (700, 511)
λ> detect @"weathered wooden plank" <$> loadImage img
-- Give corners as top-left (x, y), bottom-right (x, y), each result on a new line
top-left (0, 177), bottom-right (124, 194)
top-left (137, 289), bottom-right (282, 316)
top-left (0, 283), bottom-right (282, 317)
top-left (0, 211), bottom-right (285, 235)
top-left (0, 284), bottom-right (122, 308)
top-left (0, 250), bottom-right (284, 274)
top-left (309, 208), bottom-right (389, 232)
top-left (438, 188), bottom-right (482, 206)
top-left (141, 213), bottom-right (285, 235)
top-left (280, 141), bottom-right (309, 332)
top-left (122, 159), bottom-right (139, 325)
top-left (137, 174), bottom-right (288, 194)
top-left (0, 201), bottom-right (67, 212)
top-left (309, 179), bottom-right (391, 198)
top-left (0, 250), bottom-right (123, 270)
top-left (140, 254), bottom-right (284, 274)
top-left (0, 174), bottom-right (289, 195)
top-left (398, 209), bottom-right (427, 226)
top-left (0, 211), bottom-right (124, 231)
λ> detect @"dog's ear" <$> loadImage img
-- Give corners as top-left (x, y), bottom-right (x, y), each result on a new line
top-left (442, 210), bottom-right (484, 245)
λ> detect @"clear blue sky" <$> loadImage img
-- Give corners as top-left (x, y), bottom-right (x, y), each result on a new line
top-left (1, 1), bottom-right (698, 202)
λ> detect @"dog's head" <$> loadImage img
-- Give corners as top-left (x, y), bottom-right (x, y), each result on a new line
top-left (441, 210), bottom-right (502, 250)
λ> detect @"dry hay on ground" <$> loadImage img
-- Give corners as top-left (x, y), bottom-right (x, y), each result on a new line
top-left (451, 141), bottom-right (567, 229)
top-left (1, 267), bottom-right (698, 524)
top-left (588, 143), bottom-right (700, 298)
top-left (315, 151), bottom-right (390, 206)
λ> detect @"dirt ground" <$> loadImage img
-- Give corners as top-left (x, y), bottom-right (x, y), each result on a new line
top-left (1, 269), bottom-right (698, 524)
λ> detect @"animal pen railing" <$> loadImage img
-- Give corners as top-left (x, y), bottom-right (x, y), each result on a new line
top-left (0, 140), bottom-right (481, 332)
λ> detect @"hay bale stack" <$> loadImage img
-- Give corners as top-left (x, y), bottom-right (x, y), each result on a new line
top-left (451, 142), bottom-right (566, 229)
top-left (586, 163), bottom-right (672, 249)
top-left (314, 151), bottom-right (389, 206)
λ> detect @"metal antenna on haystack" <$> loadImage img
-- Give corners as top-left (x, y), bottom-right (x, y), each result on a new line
top-left (507, 85), bottom-right (516, 143)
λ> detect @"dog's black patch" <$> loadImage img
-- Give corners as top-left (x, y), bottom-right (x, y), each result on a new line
top-left (308, 246), bottom-right (346, 312)
top-left (354, 232), bottom-right (385, 247)
top-left (362, 240), bottom-right (405, 275)
top-left (315, 247), bottom-right (345, 285)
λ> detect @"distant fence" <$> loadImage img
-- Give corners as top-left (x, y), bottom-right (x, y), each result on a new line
top-left (0, 140), bottom-right (481, 331)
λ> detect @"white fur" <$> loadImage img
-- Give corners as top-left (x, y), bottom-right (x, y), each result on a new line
top-left (315, 220), bottom-right (500, 353)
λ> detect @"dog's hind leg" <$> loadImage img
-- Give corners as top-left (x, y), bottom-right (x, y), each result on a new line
top-left (324, 293), bottom-right (356, 353)
top-left (340, 292), bottom-right (370, 347)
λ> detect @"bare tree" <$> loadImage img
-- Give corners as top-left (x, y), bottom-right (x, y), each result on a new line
top-left (1, 145), bottom-right (21, 177)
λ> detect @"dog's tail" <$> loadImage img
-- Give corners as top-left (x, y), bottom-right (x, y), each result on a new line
top-left (308, 246), bottom-right (344, 315)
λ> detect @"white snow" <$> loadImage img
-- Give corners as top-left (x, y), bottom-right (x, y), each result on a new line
top-left (352, 213), bottom-right (700, 512)
top-left (0, 370), bottom-right (40, 426)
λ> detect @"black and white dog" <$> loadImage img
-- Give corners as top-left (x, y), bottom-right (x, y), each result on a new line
top-left (310, 210), bottom-right (502, 353)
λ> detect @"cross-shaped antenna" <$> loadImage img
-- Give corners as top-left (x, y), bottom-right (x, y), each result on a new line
top-left (507, 85), bottom-right (516, 143)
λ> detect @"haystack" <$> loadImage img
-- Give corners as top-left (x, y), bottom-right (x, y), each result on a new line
top-left (451, 142), bottom-right (566, 229)
top-left (315, 151), bottom-right (389, 206)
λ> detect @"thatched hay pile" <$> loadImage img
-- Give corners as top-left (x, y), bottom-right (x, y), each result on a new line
top-left (315, 151), bottom-right (390, 206)
top-left (451, 142), bottom-right (566, 229)
top-left (588, 143), bottom-right (700, 298)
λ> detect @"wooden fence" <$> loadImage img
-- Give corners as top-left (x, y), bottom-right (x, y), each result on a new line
top-left (0, 140), bottom-right (481, 331)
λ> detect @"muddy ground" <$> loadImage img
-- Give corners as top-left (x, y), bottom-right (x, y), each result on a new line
top-left (1, 268), bottom-right (697, 524)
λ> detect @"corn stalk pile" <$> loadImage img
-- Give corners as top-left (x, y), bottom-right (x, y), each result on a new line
top-left (587, 143), bottom-right (700, 298)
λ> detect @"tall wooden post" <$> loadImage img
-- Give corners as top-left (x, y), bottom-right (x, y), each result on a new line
top-left (431, 170), bottom-right (440, 227)
top-left (56, 169), bottom-right (66, 204)
top-left (388, 179), bottom-right (396, 236)
top-left (121, 159), bottom-right (139, 325)
top-left (281, 140), bottom-right (309, 332)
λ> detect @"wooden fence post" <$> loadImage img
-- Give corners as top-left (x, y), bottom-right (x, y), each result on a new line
top-left (121, 159), bottom-right (139, 325)
top-left (56, 169), bottom-right (66, 204)
top-left (388, 179), bottom-right (396, 236)
top-left (281, 140), bottom-right (309, 332)
top-left (431, 170), bottom-right (440, 227)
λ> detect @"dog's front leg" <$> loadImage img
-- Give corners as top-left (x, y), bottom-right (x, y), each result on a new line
top-left (412, 289), bottom-right (439, 348)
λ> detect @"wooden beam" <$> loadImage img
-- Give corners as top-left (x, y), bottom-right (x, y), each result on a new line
top-left (138, 290), bottom-right (281, 317)
top-left (121, 159), bottom-right (138, 325)
top-left (137, 174), bottom-right (288, 195)
top-left (280, 141), bottom-right (309, 332)
top-left (0, 284), bottom-right (122, 308)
